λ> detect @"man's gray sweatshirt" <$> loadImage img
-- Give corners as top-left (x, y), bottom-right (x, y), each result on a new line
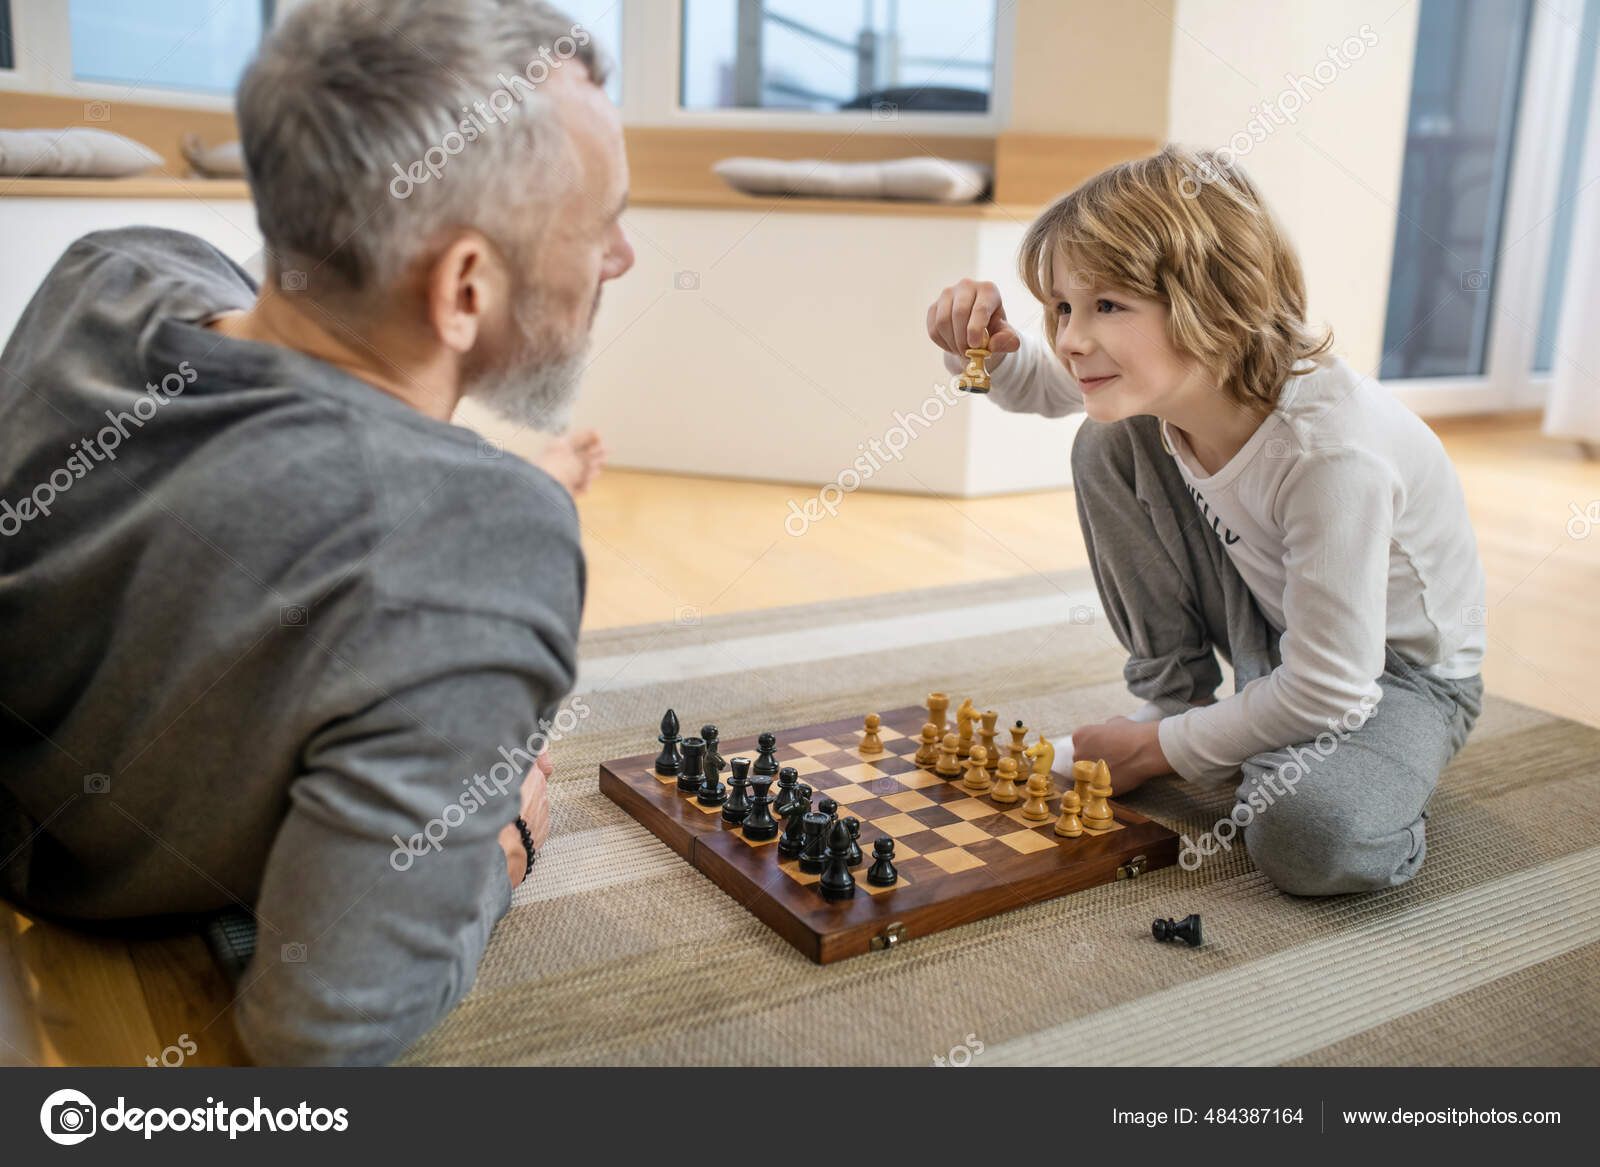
top-left (0, 228), bottom-right (583, 1064)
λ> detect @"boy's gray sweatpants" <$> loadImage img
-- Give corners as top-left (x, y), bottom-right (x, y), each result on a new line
top-left (1071, 415), bottom-right (1484, 896)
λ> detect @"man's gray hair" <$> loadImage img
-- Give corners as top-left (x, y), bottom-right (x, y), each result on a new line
top-left (237, 0), bottom-right (610, 300)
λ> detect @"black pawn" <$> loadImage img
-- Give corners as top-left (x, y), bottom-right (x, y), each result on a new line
top-left (677, 736), bottom-right (705, 794)
top-left (841, 817), bottom-right (863, 866)
top-left (742, 774), bottom-right (779, 840)
top-left (778, 784), bottom-right (814, 857)
top-left (772, 767), bottom-right (801, 818)
top-left (867, 837), bottom-right (898, 886)
top-left (721, 757), bottom-right (752, 823)
top-left (654, 709), bottom-right (681, 777)
top-left (1152, 914), bottom-right (1203, 947)
top-left (817, 797), bottom-right (839, 840)
top-left (701, 724), bottom-right (725, 776)
top-left (819, 820), bottom-right (856, 900)
top-left (752, 732), bottom-right (780, 778)
top-left (797, 811), bottom-right (829, 873)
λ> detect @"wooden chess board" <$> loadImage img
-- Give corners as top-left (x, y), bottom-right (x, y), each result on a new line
top-left (599, 705), bottom-right (1180, 963)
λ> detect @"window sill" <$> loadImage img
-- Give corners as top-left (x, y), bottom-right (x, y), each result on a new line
top-left (0, 175), bottom-right (251, 199)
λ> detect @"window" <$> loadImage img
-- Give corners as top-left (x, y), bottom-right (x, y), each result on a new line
top-left (1379, 0), bottom-right (1533, 380)
top-left (67, 0), bottom-right (272, 96)
top-left (561, 0), bottom-right (622, 103)
top-left (1535, 0), bottom-right (1599, 372)
top-left (680, 0), bottom-right (996, 114)
top-left (0, 2), bottom-right (12, 71)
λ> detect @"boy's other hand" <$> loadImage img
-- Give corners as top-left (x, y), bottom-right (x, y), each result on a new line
top-left (1070, 718), bottom-right (1173, 794)
top-left (926, 278), bottom-right (1021, 367)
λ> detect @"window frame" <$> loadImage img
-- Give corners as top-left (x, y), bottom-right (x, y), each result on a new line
top-left (0, 0), bottom-right (281, 110)
top-left (1386, 0), bottom-right (1593, 416)
top-left (618, 0), bottom-right (1013, 135)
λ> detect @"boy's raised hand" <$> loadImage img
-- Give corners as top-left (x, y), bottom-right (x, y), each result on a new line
top-left (926, 278), bottom-right (1022, 367)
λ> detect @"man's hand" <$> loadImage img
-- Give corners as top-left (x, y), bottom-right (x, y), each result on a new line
top-left (1070, 718), bottom-right (1173, 795)
top-left (500, 749), bottom-right (552, 889)
top-left (534, 428), bottom-right (608, 496)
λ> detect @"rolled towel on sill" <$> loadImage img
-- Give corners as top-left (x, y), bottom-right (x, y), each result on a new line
top-left (0, 128), bottom-right (162, 178)
top-left (712, 156), bottom-right (992, 204)
top-left (181, 134), bottom-right (247, 178)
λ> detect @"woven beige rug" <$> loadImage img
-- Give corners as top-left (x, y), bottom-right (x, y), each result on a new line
top-left (399, 572), bottom-right (1600, 1067)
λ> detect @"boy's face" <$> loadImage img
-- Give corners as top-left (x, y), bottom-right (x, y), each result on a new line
top-left (1048, 252), bottom-right (1206, 423)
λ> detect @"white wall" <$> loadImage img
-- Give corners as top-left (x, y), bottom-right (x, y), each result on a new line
top-left (1166, 0), bottom-right (1421, 375)
top-left (467, 204), bottom-right (1084, 496)
top-left (0, 198), bottom-right (261, 342)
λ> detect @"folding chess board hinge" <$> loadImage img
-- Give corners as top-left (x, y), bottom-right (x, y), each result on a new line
top-left (870, 921), bottom-right (908, 951)
top-left (1116, 855), bottom-right (1149, 881)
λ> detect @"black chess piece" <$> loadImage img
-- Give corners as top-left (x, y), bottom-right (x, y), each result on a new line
top-left (1152, 914), bottom-right (1202, 947)
top-left (819, 820), bottom-right (856, 900)
top-left (771, 767), bottom-right (801, 818)
top-left (654, 709), bottom-right (681, 777)
top-left (721, 757), bottom-right (752, 824)
top-left (778, 784), bottom-right (814, 858)
top-left (841, 817), bottom-right (863, 867)
top-left (677, 736), bottom-right (705, 794)
top-left (752, 732), bottom-right (780, 778)
top-left (817, 797), bottom-right (839, 841)
top-left (797, 811), bottom-right (829, 874)
top-left (701, 725), bottom-right (725, 776)
top-left (696, 747), bottom-right (727, 806)
top-left (866, 837), bottom-right (898, 886)
top-left (742, 774), bottom-right (779, 840)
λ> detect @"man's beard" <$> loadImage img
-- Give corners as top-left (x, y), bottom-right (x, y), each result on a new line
top-left (463, 291), bottom-right (592, 433)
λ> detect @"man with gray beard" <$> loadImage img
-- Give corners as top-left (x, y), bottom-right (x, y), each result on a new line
top-left (0, 0), bottom-right (632, 1064)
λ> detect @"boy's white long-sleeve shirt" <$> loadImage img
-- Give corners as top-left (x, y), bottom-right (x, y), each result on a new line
top-left (946, 337), bottom-right (1487, 784)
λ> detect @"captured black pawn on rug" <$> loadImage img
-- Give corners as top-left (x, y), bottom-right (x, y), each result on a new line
top-left (1152, 914), bottom-right (1202, 947)
top-left (654, 708), bottom-right (681, 777)
top-left (721, 757), bottom-right (752, 823)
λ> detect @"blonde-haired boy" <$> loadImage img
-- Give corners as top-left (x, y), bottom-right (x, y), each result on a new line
top-left (926, 145), bottom-right (1485, 895)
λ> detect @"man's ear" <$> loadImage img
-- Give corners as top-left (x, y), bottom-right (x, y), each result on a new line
top-left (425, 232), bottom-right (503, 355)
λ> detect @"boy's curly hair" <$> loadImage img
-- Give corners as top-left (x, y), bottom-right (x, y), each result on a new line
top-left (1018, 144), bottom-right (1333, 415)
